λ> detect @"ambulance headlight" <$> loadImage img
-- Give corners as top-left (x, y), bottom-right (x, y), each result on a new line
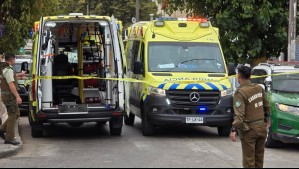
top-left (148, 86), bottom-right (166, 96)
top-left (221, 88), bottom-right (233, 97)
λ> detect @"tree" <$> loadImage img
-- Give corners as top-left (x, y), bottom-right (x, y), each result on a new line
top-left (161, 0), bottom-right (289, 63)
top-left (0, 0), bottom-right (59, 53)
top-left (0, 0), bottom-right (158, 53)
top-left (53, 0), bottom-right (158, 27)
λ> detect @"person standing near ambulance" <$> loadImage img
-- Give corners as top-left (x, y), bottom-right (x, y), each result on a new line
top-left (0, 54), bottom-right (22, 145)
top-left (230, 65), bottom-right (271, 168)
top-left (0, 53), bottom-right (8, 126)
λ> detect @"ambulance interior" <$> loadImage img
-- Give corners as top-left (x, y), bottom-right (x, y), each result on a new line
top-left (39, 20), bottom-right (118, 110)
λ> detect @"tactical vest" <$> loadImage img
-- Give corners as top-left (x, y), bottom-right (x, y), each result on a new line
top-left (237, 83), bottom-right (265, 122)
top-left (0, 62), bottom-right (18, 92)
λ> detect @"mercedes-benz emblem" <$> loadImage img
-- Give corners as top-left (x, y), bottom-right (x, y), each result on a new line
top-left (190, 92), bottom-right (200, 103)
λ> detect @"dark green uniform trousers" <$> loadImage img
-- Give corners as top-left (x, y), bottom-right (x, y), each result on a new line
top-left (241, 124), bottom-right (267, 168)
top-left (0, 93), bottom-right (20, 141)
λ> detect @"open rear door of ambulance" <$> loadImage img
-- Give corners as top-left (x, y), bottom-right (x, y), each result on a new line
top-left (111, 16), bottom-right (125, 111)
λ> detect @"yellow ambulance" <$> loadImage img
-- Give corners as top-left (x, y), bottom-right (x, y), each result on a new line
top-left (25, 14), bottom-right (125, 137)
top-left (124, 17), bottom-right (234, 136)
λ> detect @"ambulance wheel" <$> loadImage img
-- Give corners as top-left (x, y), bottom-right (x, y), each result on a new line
top-left (124, 113), bottom-right (135, 126)
top-left (31, 123), bottom-right (43, 138)
top-left (217, 126), bottom-right (231, 137)
top-left (28, 111), bottom-right (33, 126)
top-left (110, 116), bottom-right (123, 136)
top-left (265, 127), bottom-right (281, 148)
top-left (141, 108), bottom-right (155, 136)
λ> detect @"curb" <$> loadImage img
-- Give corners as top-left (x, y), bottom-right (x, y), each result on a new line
top-left (0, 120), bottom-right (23, 159)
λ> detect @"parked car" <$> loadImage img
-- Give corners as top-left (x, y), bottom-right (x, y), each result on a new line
top-left (252, 62), bottom-right (299, 148)
top-left (13, 56), bottom-right (32, 114)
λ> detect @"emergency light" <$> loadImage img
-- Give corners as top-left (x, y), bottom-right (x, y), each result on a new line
top-left (155, 21), bottom-right (165, 27)
top-left (45, 21), bottom-right (56, 28)
top-left (154, 17), bottom-right (210, 28)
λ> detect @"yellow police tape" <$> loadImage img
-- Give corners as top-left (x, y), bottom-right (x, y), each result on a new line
top-left (22, 71), bottom-right (299, 87)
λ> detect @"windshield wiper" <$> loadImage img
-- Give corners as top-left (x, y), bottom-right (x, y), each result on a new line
top-left (164, 58), bottom-right (217, 72)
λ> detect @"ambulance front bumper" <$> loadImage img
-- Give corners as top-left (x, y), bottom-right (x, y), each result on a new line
top-left (143, 95), bottom-right (234, 127)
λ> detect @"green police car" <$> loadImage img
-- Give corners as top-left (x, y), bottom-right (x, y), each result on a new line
top-left (252, 62), bottom-right (299, 148)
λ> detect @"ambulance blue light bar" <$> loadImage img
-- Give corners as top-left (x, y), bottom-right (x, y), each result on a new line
top-left (156, 17), bottom-right (178, 21)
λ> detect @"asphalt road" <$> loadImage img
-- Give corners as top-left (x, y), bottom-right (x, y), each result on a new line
top-left (0, 117), bottom-right (298, 168)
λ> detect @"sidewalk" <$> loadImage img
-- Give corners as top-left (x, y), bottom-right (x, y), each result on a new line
top-left (0, 121), bottom-right (23, 159)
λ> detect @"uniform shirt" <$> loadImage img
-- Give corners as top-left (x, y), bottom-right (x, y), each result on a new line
top-left (233, 80), bottom-right (270, 129)
top-left (2, 66), bottom-right (15, 84)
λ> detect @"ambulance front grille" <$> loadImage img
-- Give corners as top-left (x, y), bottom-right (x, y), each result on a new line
top-left (167, 90), bottom-right (220, 108)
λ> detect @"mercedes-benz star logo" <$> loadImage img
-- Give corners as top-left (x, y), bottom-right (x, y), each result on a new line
top-left (190, 92), bottom-right (200, 103)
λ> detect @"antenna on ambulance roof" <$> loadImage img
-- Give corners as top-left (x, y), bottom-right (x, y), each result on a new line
top-left (150, 14), bottom-right (154, 21)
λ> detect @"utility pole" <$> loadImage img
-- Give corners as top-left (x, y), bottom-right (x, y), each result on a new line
top-left (288, 0), bottom-right (297, 61)
top-left (136, 0), bottom-right (140, 22)
top-left (87, 3), bottom-right (89, 15)
top-left (87, 0), bottom-right (91, 15)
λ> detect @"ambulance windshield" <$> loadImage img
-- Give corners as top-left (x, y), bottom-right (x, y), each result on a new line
top-left (148, 42), bottom-right (225, 73)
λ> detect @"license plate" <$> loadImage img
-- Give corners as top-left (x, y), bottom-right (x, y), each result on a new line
top-left (58, 105), bottom-right (88, 115)
top-left (186, 117), bottom-right (204, 124)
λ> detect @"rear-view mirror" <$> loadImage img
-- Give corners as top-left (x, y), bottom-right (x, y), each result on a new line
top-left (228, 63), bottom-right (236, 76)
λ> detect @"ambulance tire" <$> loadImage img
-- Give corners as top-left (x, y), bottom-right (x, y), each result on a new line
top-left (28, 110), bottom-right (33, 126)
top-left (110, 116), bottom-right (123, 136)
top-left (217, 126), bottom-right (231, 137)
top-left (31, 123), bottom-right (43, 138)
top-left (265, 127), bottom-right (281, 148)
top-left (141, 107), bottom-right (155, 136)
top-left (124, 113), bottom-right (135, 126)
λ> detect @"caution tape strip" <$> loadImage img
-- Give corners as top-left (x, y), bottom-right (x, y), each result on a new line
top-left (23, 71), bottom-right (299, 86)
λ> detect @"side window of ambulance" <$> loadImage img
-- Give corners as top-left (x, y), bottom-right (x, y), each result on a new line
top-left (128, 40), bottom-right (134, 71)
top-left (131, 41), bottom-right (140, 70)
top-left (140, 42), bottom-right (145, 63)
top-left (251, 69), bottom-right (267, 84)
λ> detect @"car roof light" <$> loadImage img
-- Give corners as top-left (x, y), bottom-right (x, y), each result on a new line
top-left (69, 13), bottom-right (84, 16)
top-left (45, 21), bottom-right (56, 28)
top-left (187, 18), bottom-right (207, 22)
top-left (178, 18), bottom-right (187, 21)
top-left (155, 21), bottom-right (165, 27)
top-left (200, 22), bottom-right (210, 28)
top-left (156, 17), bottom-right (178, 21)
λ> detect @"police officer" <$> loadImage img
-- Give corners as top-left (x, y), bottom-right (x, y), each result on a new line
top-left (0, 54), bottom-right (22, 145)
top-left (0, 53), bottom-right (8, 126)
top-left (230, 65), bottom-right (270, 168)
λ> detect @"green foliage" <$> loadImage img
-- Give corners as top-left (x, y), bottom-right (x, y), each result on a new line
top-left (0, 0), bottom-right (59, 53)
top-left (0, 0), bottom-right (158, 53)
top-left (163, 0), bottom-right (290, 62)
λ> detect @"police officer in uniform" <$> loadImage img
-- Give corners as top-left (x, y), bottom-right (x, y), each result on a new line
top-left (230, 65), bottom-right (270, 168)
top-left (0, 53), bottom-right (8, 126)
top-left (0, 54), bottom-right (22, 145)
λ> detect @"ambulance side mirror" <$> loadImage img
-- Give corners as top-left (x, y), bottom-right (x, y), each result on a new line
top-left (133, 61), bottom-right (144, 75)
top-left (265, 79), bottom-right (272, 92)
top-left (21, 62), bottom-right (29, 74)
top-left (228, 63), bottom-right (236, 76)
